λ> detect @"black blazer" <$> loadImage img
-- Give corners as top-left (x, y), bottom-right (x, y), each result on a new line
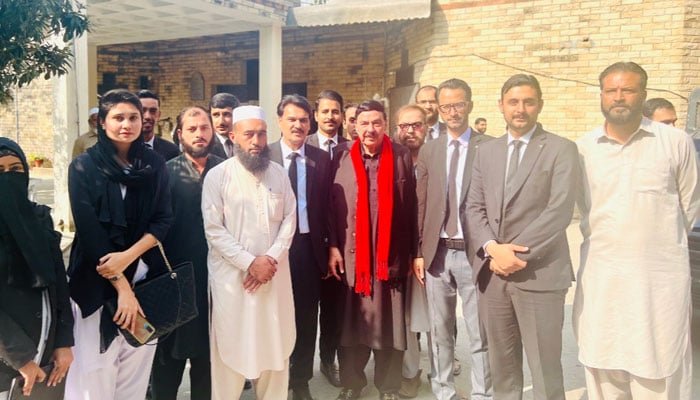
top-left (269, 141), bottom-right (333, 275)
top-left (153, 136), bottom-right (180, 161)
top-left (305, 132), bottom-right (349, 153)
top-left (209, 135), bottom-right (228, 159)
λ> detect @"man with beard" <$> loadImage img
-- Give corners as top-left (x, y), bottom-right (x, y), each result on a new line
top-left (415, 86), bottom-right (445, 142)
top-left (137, 90), bottom-right (179, 160)
top-left (151, 106), bottom-right (223, 400)
top-left (305, 89), bottom-right (348, 387)
top-left (269, 94), bottom-right (332, 400)
top-left (415, 78), bottom-right (492, 400)
top-left (574, 62), bottom-right (700, 399)
top-left (474, 117), bottom-right (487, 134)
top-left (466, 74), bottom-right (578, 400)
top-left (395, 104), bottom-right (430, 398)
top-left (209, 92), bottom-right (240, 159)
top-left (328, 100), bottom-right (417, 400)
top-left (202, 105), bottom-right (296, 400)
top-left (72, 107), bottom-right (99, 159)
top-left (306, 90), bottom-right (349, 158)
top-left (343, 103), bottom-right (358, 140)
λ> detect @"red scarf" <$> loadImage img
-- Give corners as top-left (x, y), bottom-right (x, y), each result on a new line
top-left (349, 135), bottom-right (394, 296)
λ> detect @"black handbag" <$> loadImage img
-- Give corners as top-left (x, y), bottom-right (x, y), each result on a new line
top-left (104, 241), bottom-right (198, 347)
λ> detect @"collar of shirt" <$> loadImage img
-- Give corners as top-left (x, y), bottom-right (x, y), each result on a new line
top-left (215, 133), bottom-right (229, 145)
top-left (280, 140), bottom-right (306, 169)
top-left (594, 117), bottom-right (655, 145)
top-left (431, 122), bottom-right (441, 139)
top-left (506, 124), bottom-right (537, 145)
top-left (144, 136), bottom-right (155, 148)
top-left (446, 127), bottom-right (472, 150)
top-left (319, 132), bottom-right (339, 146)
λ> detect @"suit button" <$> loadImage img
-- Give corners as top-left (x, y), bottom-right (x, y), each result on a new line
top-left (352, 232), bottom-right (356, 237)
top-left (350, 249), bottom-right (355, 253)
top-left (495, 218), bottom-right (500, 223)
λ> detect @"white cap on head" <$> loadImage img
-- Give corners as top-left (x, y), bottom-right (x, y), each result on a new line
top-left (232, 105), bottom-right (266, 124)
top-left (89, 107), bottom-right (99, 116)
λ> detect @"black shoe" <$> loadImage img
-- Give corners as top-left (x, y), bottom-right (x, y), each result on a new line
top-left (379, 393), bottom-right (399, 400)
top-left (321, 361), bottom-right (342, 387)
top-left (336, 388), bottom-right (361, 400)
top-left (292, 386), bottom-right (315, 400)
top-left (244, 379), bottom-right (252, 390)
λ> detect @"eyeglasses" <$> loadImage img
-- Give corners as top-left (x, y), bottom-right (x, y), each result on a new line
top-left (438, 102), bottom-right (467, 113)
top-left (398, 122), bottom-right (424, 132)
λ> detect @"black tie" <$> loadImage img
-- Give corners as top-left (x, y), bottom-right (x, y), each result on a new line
top-left (505, 140), bottom-right (523, 195)
top-left (325, 139), bottom-right (333, 159)
top-left (225, 139), bottom-right (234, 158)
top-left (288, 152), bottom-right (299, 198)
top-left (146, 143), bottom-right (152, 149)
top-left (444, 140), bottom-right (460, 237)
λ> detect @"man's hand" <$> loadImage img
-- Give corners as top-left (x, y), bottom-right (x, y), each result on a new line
top-left (248, 256), bottom-right (277, 284)
top-left (242, 273), bottom-right (263, 293)
top-left (413, 258), bottom-right (425, 285)
top-left (486, 242), bottom-right (528, 276)
top-left (47, 347), bottom-right (73, 387)
top-left (18, 360), bottom-right (46, 396)
top-left (328, 247), bottom-right (344, 281)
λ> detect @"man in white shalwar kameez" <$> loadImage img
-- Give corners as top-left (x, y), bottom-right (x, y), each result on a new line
top-left (574, 61), bottom-right (700, 400)
top-left (202, 106), bottom-right (297, 400)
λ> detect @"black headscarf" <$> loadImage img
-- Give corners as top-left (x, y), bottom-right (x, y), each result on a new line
top-left (0, 138), bottom-right (55, 288)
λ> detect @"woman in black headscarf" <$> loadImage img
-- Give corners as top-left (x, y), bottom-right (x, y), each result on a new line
top-left (64, 89), bottom-right (173, 400)
top-left (0, 138), bottom-right (74, 398)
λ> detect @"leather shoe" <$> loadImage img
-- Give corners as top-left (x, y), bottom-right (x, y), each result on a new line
top-left (379, 393), bottom-right (400, 400)
top-left (321, 361), bottom-right (342, 387)
top-left (336, 388), bottom-right (361, 399)
top-left (398, 369), bottom-right (421, 398)
top-left (292, 386), bottom-right (314, 400)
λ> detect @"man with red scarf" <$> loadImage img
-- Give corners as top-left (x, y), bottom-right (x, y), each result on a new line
top-left (328, 100), bottom-right (417, 400)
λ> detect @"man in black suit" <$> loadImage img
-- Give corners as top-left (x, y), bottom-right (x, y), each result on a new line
top-left (306, 90), bottom-right (349, 158)
top-left (304, 89), bottom-right (347, 387)
top-left (269, 94), bottom-right (332, 400)
top-left (415, 85), bottom-right (446, 142)
top-left (466, 74), bottom-right (578, 399)
top-left (208, 93), bottom-right (240, 159)
top-left (415, 78), bottom-right (492, 400)
top-left (137, 90), bottom-right (179, 161)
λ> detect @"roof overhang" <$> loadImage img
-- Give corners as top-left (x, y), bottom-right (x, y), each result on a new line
top-left (287, 0), bottom-right (431, 27)
top-left (86, 0), bottom-right (286, 46)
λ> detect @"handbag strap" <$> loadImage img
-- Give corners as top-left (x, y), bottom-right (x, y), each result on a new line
top-left (155, 240), bottom-right (174, 273)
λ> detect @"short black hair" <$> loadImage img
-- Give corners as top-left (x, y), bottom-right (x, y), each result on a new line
top-left (136, 89), bottom-right (160, 106)
top-left (277, 94), bottom-right (312, 117)
top-left (355, 99), bottom-right (386, 120)
top-left (501, 74), bottom-right (542, 100)
top-left (599, 61), bottom-right (648, 90)
top-left (315, 89), bottom-right (344, 110)
top-left (99, 89), bottom-right (143, 124)
top-left (437, 79), bottom-right (472, 102)
top-left (209, 92), bottom-right (240, 110)
top-left (475, 117), bottom-right (486, 124)
top-left (643, 98), bottom-right (675, 118)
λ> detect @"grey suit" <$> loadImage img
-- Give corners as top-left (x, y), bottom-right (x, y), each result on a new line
top-left (416, 128), bottom-right (492, 400)
top-left (465, 124), bottom-right (578, 400)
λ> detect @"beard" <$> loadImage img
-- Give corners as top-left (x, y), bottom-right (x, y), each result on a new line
top-left (233, 143), bottom-right (270, 173)
top-left (182, 140), bottom-right (211, 159)
top-left (601, 100), bottom-right (644, 125)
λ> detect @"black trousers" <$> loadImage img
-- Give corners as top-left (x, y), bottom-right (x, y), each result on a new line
top-left (289, 234), bottom-right (322, 389)
top-left (339, 345), bottom-right (404, 394)
top-left (319, 271), bottom-right (344, 365)
top-left (151, 348), bottom-right (211, 400)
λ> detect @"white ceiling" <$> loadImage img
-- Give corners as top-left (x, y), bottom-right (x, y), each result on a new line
top-left (86, 0), bottom-right (285, 46)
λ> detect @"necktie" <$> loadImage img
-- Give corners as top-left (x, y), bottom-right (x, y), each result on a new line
top-left (146, 143), bottom-right (152, 149)
top-left (288, 152), bottom-right (299, 198)
top-left (325, 139), bottom-right (333, 159)
top-left (225, 139), bottom-right (234, 158)
top-left (444, 140), bottom-right (460, 237)
top-left (505, 140), bottom-right (523, 195)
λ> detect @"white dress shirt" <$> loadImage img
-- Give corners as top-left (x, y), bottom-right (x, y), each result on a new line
top-left (280, 141), bottom-right (310, 234)
top-left (440, 127), bottom-right (472, 239)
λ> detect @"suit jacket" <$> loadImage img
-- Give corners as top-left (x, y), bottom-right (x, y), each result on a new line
top-left (153, 136), bottom-right (180, 161)
top-left (465, 124), bottom-right (578, 291)
top-left (210, 135), bottom-right (228, 159)
top-left (306, 132), bottom-right (349, 153)
top-left (426, 121), bottom-right (447, 141)
top-left (269, 141), bottom-right (332, 275)
top-left (329, 141), bottom-right (417, 288)
top-left (416, 129), bottom-right (492, 270)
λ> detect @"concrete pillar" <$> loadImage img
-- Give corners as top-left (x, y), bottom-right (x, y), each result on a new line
top-left (259, 23), bottom-right (282, 140)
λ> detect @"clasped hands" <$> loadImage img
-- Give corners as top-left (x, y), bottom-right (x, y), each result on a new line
top-left (485, 242), bottom-right (529, 276)
top-left (244, 255), bottom-right (278, 293)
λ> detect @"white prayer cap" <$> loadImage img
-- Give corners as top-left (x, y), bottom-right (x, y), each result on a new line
top-left (89, 107), bottom-right (99, 116)
top-left (232, 105), bottom-right (266, 124)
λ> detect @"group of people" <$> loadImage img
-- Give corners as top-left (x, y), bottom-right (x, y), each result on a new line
top-left (0, 59), bottom-right (697, 400)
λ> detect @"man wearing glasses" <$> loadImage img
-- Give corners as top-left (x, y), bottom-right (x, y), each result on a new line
top-left (415, 78), bottom-right (493, 400)
top-left (415, 85), bottom-right (445, 141)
